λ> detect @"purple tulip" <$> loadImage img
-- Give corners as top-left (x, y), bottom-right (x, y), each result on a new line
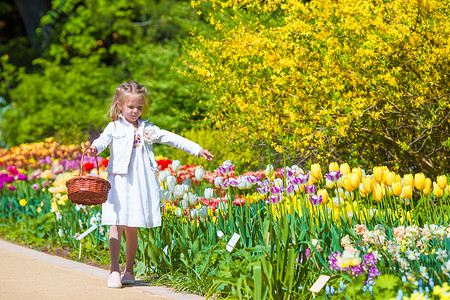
top-left (285, 184), bottom-right (295, 195)
top-left (325, 170), bottom-right (342, 182)
top-left (305, 185), bottom-right (317, 195)
top-left (266, 193), bottom-right (281, 204)
top-left (9, 185), bottom-right (16, 191)
top-left (246, 175), bottom-right (258, 185)
top-left (271, 186), bottom-right (281, 194)
top-left (280, 167), bottom-right (295, 178)
top-left (228, 178), bottom-right (239, 187)
top-left (5, 176), bottom-right (14, 184)
top-left (291, 173), bottom-right (309, 185)
top-left (257, 186), bottom-right (269, 195)
top-left (308, 194), bottom-right (323, 206)
top-left (0, 182), bottom-right (3, 189)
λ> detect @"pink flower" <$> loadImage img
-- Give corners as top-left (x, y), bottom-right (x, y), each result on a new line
top-left (9, 185), bottom-right (16, 191)
top-left (355, 224), bottom-right (367, 235)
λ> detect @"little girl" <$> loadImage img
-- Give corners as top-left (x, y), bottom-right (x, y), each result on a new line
top-left (87, 80), bottom-right (213, 288)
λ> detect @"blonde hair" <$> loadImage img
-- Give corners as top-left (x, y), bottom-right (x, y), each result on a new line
top-left (109, 80), bottom-right (148, 121)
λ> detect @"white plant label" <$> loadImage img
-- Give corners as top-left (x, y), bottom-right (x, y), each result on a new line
top-left (76, 224), bottom-right (98, 241)
top-left (226, 233), bottom-right (240, 252)
top-left (309, 275), bottom-right (330, 296)
top-left (163, 245), bottom-right (168, 255)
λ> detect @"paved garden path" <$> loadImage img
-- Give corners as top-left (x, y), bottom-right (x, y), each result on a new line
top-left (0, 239), bottom-right (205, 300)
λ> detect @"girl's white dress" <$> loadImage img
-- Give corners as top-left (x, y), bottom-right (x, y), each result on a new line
top-left (102, 131), bottom-right (160, 228)
top-left (93, 115), bottom-right (202, 228)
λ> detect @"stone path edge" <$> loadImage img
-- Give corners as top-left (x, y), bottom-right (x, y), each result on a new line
top-left (0, 239), bottom-right (205, 300)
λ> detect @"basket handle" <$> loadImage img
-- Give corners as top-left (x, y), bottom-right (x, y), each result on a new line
top-left (80, 148), bottom-right (101, 176)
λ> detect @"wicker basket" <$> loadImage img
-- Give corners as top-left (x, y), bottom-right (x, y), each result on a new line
top-left (65, 151), bottom-right (111, 205)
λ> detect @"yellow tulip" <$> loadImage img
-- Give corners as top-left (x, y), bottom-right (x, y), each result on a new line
top-left (318, 189), bottom-right (329, 204)
top-left (437, 175), bottom-right (448, 190)
top-left (311, 164), bottom-right (322, 180)
top-left (414, 173), bottom-right (426, 190)
top-left (386, 172), bottom-right (396, 186)
top-left (19, 199), bottom-right (27, 207)
top-left (433, 182), bottom-right (444, 197)
top-left (373, 166), bottom-right (384, 183)
top-left (392, 181), bottom-right (402, 196)
top-left (340, 163), bottom-right (351, 176)
top-left (423, 178), bottom-right (432, 195)
top-left (403, 174), bottom-right (414, 187)
top-left (352, 167), bottom-right (363, 182)
top-left (343, 176), bottom-right (355, 192)
top-left (362, 177), bottom-right (374, 193)
top-left (329, 162), bottom-right (339, 172)
top-left (350, 173), bottom-right (360, 189)
top-left (401, 185), bottom-right (413, 199)
top-left (372, 184), bottom-right (384, 202)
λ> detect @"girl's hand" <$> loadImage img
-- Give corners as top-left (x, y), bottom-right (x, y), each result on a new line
top-left (87, 146), bottom-right (98, 157)
top-left (199, 149), bottom-right (214, 161)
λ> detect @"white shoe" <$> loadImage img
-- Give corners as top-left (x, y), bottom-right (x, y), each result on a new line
top-left (108, 271), bottom-right (122, 288)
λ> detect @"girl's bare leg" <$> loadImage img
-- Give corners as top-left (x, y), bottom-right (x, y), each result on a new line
top-left (107, 225), bottom-right (124, 288)
top-left (109, 225), bottom-right (124, 272)
top-left (123, 226), bottom-right (138, 280)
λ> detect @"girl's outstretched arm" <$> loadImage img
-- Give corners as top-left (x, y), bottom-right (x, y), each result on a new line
top-left (199, 149), bottom-right (214, 161)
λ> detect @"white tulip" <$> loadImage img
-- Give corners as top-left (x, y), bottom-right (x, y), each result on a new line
top-left (158, 170), bottom-right (170, 183)
top-left (160, 189), bottom-right (171, 202)
top-left (175, 207), bottom-right (182, 217)
top-left (166, 175), bottom-right (177, 192)
top-left (182, 179), bottom-right (191, 193)
top-left (198, 206), bottom-right (208, 218)
top-left (181, 199), bottom-right (189, 209)
top-left (195, 168), bottom-right (204, 181)
top-left (217, 231), bottom-right (224, 238)
top-left (174, 184), bottom-right (185, 199)
top-left (172, 160), bottom-right (181, 172)
top-left (190, 209), bottom-right (199, 219)
top-left (204, 188), bottom-right (214, 200)
top-left (265, 164), bottom-right (274, 178)
top-left (183, 192), bottom-right (197, 205)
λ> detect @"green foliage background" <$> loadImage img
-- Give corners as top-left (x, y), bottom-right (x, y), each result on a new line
top-left (0, 0), bottom-right (211, 147)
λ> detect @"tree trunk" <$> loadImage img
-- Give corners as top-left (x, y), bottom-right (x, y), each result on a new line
top-left (13, 0), bottom-right (48, 45)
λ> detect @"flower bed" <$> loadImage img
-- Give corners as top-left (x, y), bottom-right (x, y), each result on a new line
top-left (1, 141), bottom-right (449, 299)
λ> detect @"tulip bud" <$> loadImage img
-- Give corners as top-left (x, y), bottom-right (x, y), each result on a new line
top-left (329, 162), bottom-right (339, 172)
top-left (433, 182), bottom-right (444, 197)
top-left (175, 207), bottom-right (182, 217)
top-left (195, 168), bottom-right (204, 181)
top-left (318, 189), bottom-right (329, 204)
top-left (204, 188), bottom-right (214, 200)
top-left (160, 189), bottom-right (171, 202)
top-left (362, 177), bottom-right (374, 194)
top-left (373, 184), bottom-right (384, 202)
top-left (198, 206), bottom-right (208, 218)
top-left (373, 166), bottom-right (384, 183)
top-left (181, 199), bottom-right (189, 209)
top-left (166, 175), bottom-right (177, 192)
top-left (340, 163), bottom-right (351, 176)
top-left (350, 173), bottom-right (360, 189)
top-left (403, 174), bottom-right (414, 187)
top-left (392, 181), bottom-right (402, 196)
top-left (311, 164), bottom-right (322, 180)
top-left (401, 185), bottom-right (413, 199)
top-left (171, 160), bottom-right (181, 172)
top-left (414, 173), bottom-right (426, 190)
top-left (423, 178), bottom-right (432, 195)
top-left (265, 164), bottom-right (274, 178)
top-left (437, 175), bottom-right (448, 190)
top-left (343, 176), bottom-right (354, 192)
top-left (386, 172), bottom-right (396, 186)
top-left (174, 184), bottom-right (185, 199)
top-left (214, 176), bottom-right (223, 187)
top-left (158, 170), bottom-right (170, 183)
top-left (352, 167), bottom-right (363, 182)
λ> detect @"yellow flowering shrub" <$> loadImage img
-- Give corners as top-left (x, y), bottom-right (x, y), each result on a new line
top-left (183, 0), bottom-right (450, 176)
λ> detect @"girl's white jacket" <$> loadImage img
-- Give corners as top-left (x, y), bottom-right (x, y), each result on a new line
top-left (92, 116), bottom-right (202, 174)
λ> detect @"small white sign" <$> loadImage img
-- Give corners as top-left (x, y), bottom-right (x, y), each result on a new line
top-left (309, 275), bottom-right (330, 296)
top-left (76, 224), bottom-right (98, 241)
top-left (226, 233), bottom-right (240, 252)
